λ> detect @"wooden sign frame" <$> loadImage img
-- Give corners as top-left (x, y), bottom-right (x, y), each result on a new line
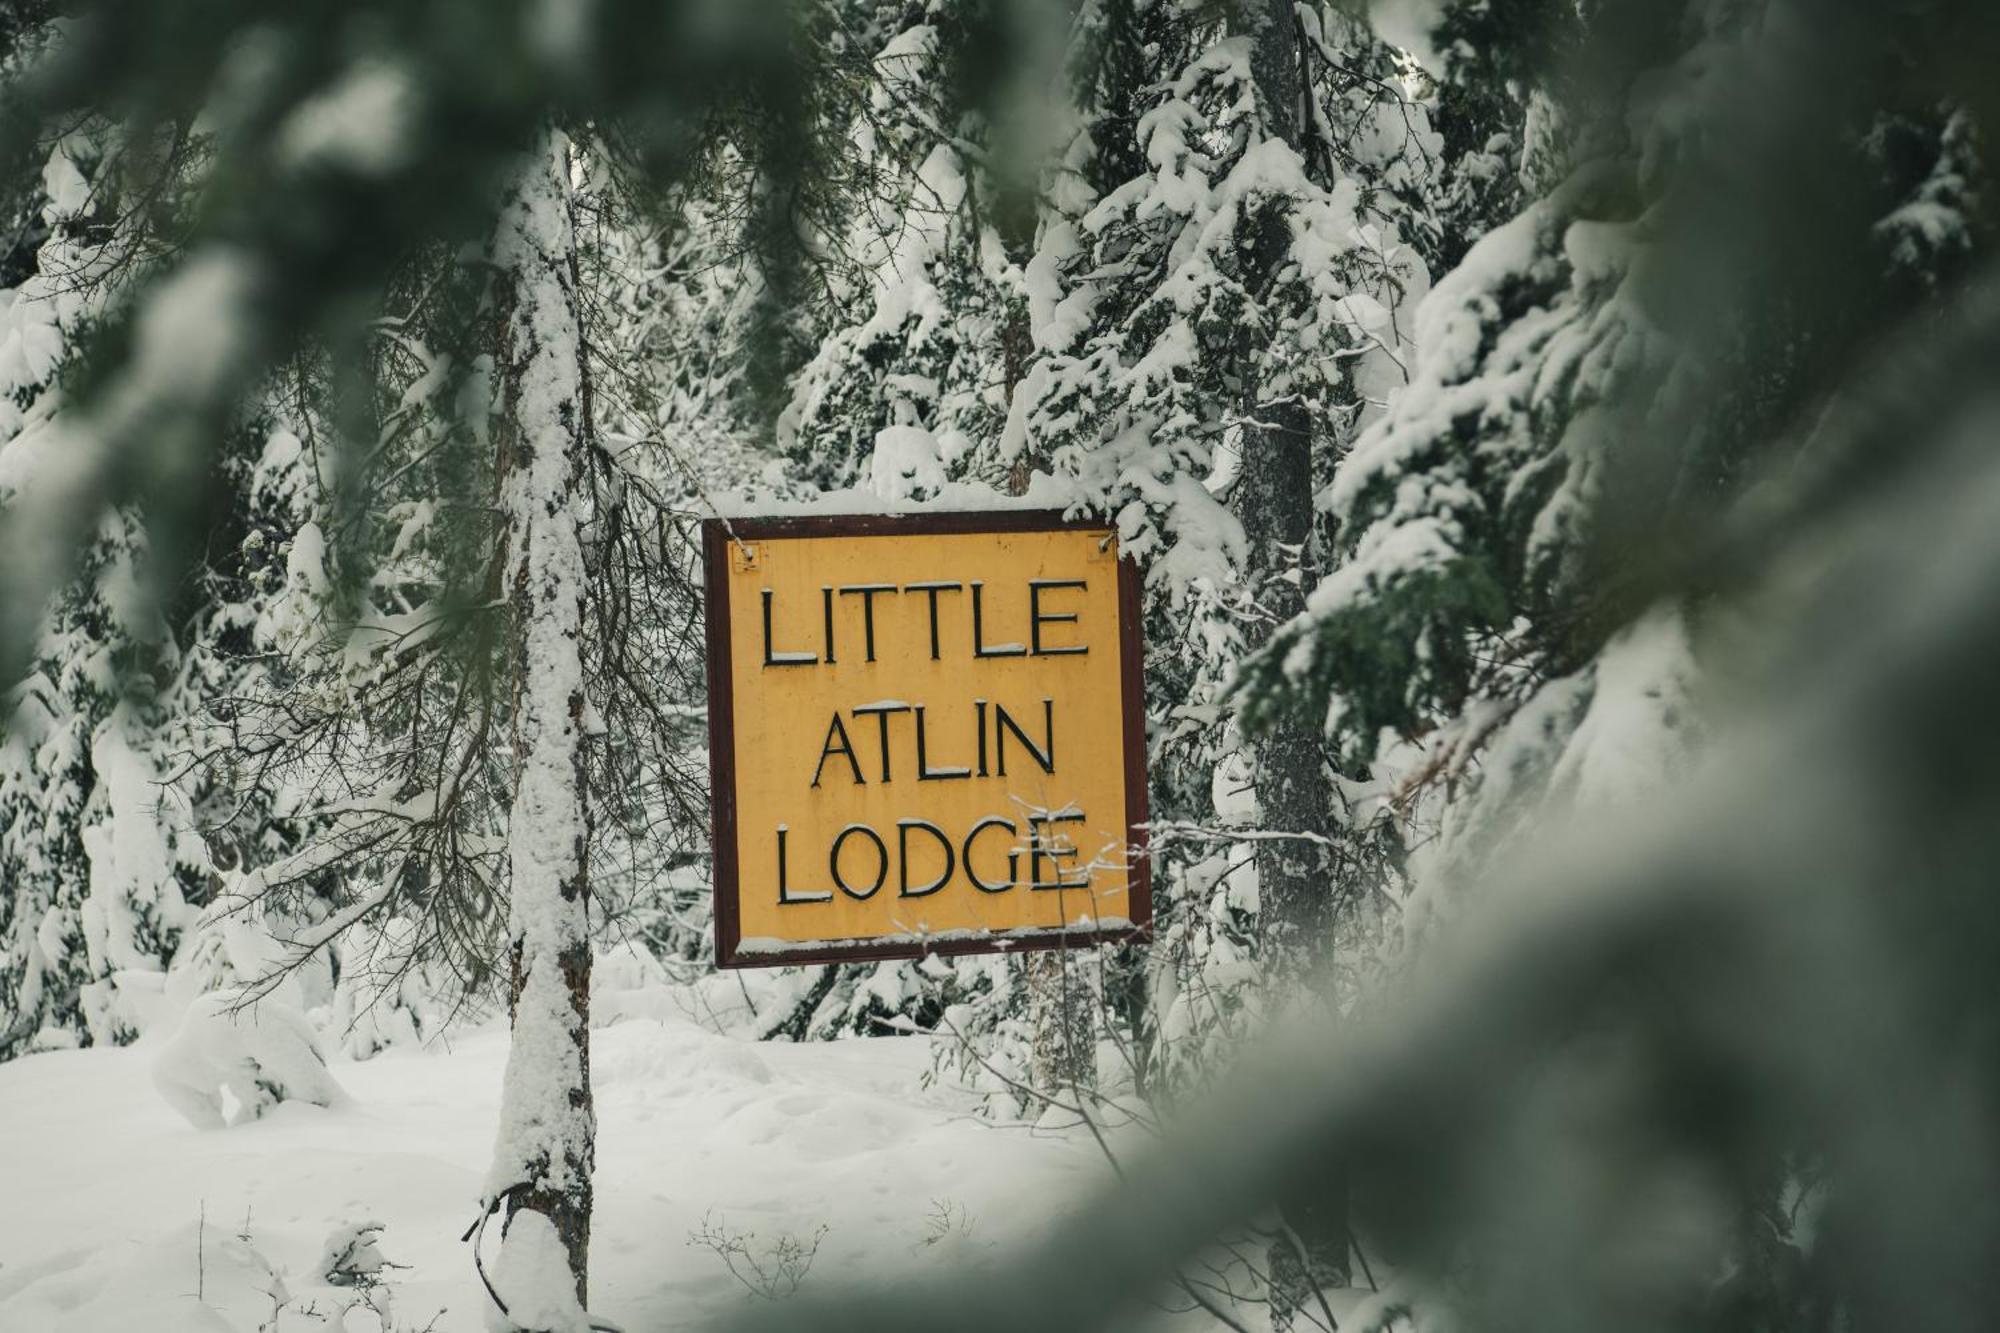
top-left (703, 510), bottom-right (1151, 968)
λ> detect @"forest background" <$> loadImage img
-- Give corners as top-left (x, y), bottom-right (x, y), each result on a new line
top-left (2, 1), bottom-right (1998, 1331)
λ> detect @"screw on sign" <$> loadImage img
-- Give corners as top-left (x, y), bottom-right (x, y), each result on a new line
top-left (703, 511), bottom-right (1151, 968)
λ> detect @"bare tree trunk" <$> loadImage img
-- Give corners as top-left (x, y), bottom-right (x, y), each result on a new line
top-left (484, 127), bottom-right (598, 1330)
top-left (1232, 0), bottom-right (1352, 1318)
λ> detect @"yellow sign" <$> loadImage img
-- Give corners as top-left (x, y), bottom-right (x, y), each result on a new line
top-left (703, 512), bottom-right (1150, 967)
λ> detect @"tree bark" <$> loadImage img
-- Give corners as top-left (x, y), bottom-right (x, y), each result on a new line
top-left (1231, 0), bottom-right (1353, 1317)
top-left (485, 127), bottom-right (597, 1329)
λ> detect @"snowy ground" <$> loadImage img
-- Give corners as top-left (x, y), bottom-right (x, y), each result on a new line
top-left (0, 1007), bottom-right (1126, 1332)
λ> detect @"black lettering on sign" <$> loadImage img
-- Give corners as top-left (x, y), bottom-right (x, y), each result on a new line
top-left (838, 584), bottom-right (896, 661)
top-left (761, 589), bottom-right (816, 666)
top-left (1028, 579), bottom-right (1088, 655)
top-left (830, 823), bottom-right (888, 900)
top-left (1028, 809), bottom-right (1091, 890)
top-left (810, 713), bottom-right (865, 787)
top-left (775, 826), bottom-right (832, 904)
top-left (851, 701), bottom-right (910, 782)
top-left (994, 698), bottom-right (1055, 776)
top-left (897, 820), bottom-right (955, 897)
top-left (904, 581), bottom-right (961, 660)
top-left (970, 582), bottom-right (1026, 658)
top-left (914, 706), bottom-right (971, 781)
top-left (963, 816), bottom-right (1019, 892)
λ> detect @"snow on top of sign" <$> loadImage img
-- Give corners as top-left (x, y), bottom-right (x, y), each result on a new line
top-left (706, 472), bottom-right (1087, 520)
top-left (733, 918), bottom-right (1136, 957)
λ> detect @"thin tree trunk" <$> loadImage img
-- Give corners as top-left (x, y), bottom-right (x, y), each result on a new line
top-left (484, 127), bottom-right (598, 1331)
top-left (1001, 288), bottom-right (1098, 1103)
top-left (1025, 944), bottom-right (1096, 1102)
top-left (1232, 0), bottom-right (1352, 1318)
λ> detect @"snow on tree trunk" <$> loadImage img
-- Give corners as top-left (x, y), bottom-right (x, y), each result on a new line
top-left (1229, 0), bottom-right (1351, 1315)
top-left (483, 127), bottom-right (596, 1331)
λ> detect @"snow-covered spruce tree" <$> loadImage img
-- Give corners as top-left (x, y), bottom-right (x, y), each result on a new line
top-left (195, 314), bottom-right (518, 1016)
top-left (734, 1), bottom-right (1062, 1061)
top-left (1237, 0), bottom-right (1991, 926)
top-left (1228, 1), bottom-right (1699, 912)
top-left (165, 130), bottom-right (726, 1304)
top-left (816, 1), bottom-right (1436, 1127)
top-left (0, 508), bottom-right (199, 1053)
top-left (1221, 1), bottom-right (1407, 1312)
top-left (0, 130), bottom-right (97, 1058)
top-left (0, 122), bottom-right (209, 1057)
top-left (156, 132), bottom-right (596, 1306)
top-left (571, 162), bottom-right (757, 971)
top-left (1219, 6), bottom-right (1990, 1325)
top-left (1005, 0), bottom-right (1428, 995)
top-left (891, 0), bottom-right (1437, 1306)
top-left (159, 422), bottom-right (330, 965)
top-left (1372, 0), bottom-right (1559, 273)
top-left (208, 236), bottom-right (708, 1032)
top-left (483, 127), bottom-right (598, 1325)
top-left (777, 6), bottom-right (1023, 500)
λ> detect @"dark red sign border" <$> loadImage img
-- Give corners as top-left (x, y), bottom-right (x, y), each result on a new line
top-left (703, 510), bottom-right (1152, 970)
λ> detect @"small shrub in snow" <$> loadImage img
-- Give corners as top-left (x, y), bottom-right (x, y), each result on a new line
top-left (688, 1209), bottom-right (827, 1300)
top-left (151, 987), bottom-right (348, 1128)
top-left (319, 1220), bottom-right (399, 1289)
top-left (914, 1198), bottom-right (983, 1259)
top-left (258, 1220), bottom-right (424, 1333)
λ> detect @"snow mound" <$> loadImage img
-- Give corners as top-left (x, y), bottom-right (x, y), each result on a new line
top-left (152, 987), bottom-right (349, 1129)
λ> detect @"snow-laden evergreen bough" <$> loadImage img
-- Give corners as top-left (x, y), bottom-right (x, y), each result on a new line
top-left (0, 123), bottom-right (208, 1058)
top-left (1234, 0), bottom-right (1991, 928)
top-left (777, 10), bottom-right (1030, 501)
